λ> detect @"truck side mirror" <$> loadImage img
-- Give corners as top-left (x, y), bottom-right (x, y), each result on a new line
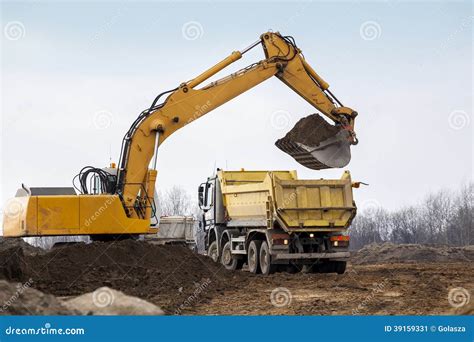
top-left (198, 183), bottom-right (205, 209)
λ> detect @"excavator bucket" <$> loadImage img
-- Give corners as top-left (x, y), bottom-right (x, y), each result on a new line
top-left (275, 114), bottom-right (352, 170)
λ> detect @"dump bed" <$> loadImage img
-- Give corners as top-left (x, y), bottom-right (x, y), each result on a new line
top-left (218, 170), bottom-right (356, 232)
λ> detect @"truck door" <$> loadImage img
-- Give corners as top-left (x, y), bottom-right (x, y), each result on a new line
top-left (198, 178), bottom-right (216, 229)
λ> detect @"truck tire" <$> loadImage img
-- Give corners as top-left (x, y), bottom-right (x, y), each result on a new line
top-left (208, 241), bottom-right (219, 263)
top-left (335, 261), bottom-right (346, 274)
top-left (259, 241), bottom-right (276, 275)
top-left (221, 241), bottom-right (243, 271)
top-left (248, 240), bottom-right (261, 274)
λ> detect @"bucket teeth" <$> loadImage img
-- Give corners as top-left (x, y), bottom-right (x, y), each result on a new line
top-left (275, 114), bottom-right (352, 170)
top-left (275, 140), bottom-right (330, 170)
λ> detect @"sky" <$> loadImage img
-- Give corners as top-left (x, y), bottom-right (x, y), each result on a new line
top-left (0, 0), bottom-right (472, 217)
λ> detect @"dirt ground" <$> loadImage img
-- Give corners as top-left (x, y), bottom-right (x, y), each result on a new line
top-left (0, 239), bottom-right (472, 315)
top-left (188, 262), bottom-right (473, 315)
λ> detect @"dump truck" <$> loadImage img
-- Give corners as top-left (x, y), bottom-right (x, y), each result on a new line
top-left (145, 216), bottom-right (197, 250)
top-left (198, 169), bottom-right (357, 275)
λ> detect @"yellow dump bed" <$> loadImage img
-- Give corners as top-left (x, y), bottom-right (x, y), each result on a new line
top-left (218, 170), bottom-right (356, 232)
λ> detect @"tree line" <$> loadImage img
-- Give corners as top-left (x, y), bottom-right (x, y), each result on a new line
top-left (349, 183), bottom-right (473, 250)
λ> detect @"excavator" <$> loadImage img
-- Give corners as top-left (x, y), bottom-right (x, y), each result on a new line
top-left (2, 31), bottom-right (358, 238)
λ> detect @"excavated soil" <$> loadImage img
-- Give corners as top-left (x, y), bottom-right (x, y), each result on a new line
top-left (0, 239), bottom-right (249, 314)
top-left (191, 262), bottom-right (473, 315)
top-left (276, 113), bottom-right (341, 147)
top-left (0, 239), bottom-right (472, 315)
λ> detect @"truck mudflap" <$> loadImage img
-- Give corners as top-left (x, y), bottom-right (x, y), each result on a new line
top-left (272, 251), bottom-right (350, 260)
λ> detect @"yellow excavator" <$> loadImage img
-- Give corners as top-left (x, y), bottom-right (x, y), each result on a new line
top-left (3, 31), bottom-right (358, 238)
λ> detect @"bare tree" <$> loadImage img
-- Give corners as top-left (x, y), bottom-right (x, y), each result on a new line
top-left (350, 182), bottom-right (473, 249)
top-left (446, 183), bottom-right (473, 246)
top-left (159, 186), bottom-right (196, 216)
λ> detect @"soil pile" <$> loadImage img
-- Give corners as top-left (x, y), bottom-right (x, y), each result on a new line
top-left (0, 239), bottom-right (248, 314)
top-left (276, 113), bottom-right (341, 147)
top-left (352, 243), bottom-right (474, 265)
top-left (0, 239), bottom-right (34, 281)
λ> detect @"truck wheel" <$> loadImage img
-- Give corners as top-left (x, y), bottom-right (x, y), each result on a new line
top-left (335, 261), bottom-right (346, 274)
top-left (259, 241), bottom-right (276, 275)
top-left (315, 261), bottom-right (335, 273)
top-left (248, 240), bottom-right (261, 274)
top-left (221, 242), bottom-right (243, 271)
top-left (208, 241), bottom-right (219, 263)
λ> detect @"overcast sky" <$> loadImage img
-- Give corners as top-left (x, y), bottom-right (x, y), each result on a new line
top-left (1, 0), bottom-right (472, 216)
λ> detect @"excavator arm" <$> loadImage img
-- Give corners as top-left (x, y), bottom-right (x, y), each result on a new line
top-left (117, 32), bottom-right (358, 219)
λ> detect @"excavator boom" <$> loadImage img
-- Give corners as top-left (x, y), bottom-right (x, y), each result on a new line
top-left (116, 32), bottom-right (357, 218)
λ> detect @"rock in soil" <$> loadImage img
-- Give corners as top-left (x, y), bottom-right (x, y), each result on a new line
top-left (64, 287), bottom-right (164, 315)
top-left (0, 280), bottom-right (75, 315)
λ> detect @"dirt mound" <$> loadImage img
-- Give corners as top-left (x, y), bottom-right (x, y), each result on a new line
top-left (351, 243), bottom-right (474, 265)
top-left (0, 280), bottom-right (75, 315)
top-left (0, 238), bottom-right (42, 255)
top-left (0, 239), bottom-right (28, 281)
top-left (0, 239), bottom-right (248, 314)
